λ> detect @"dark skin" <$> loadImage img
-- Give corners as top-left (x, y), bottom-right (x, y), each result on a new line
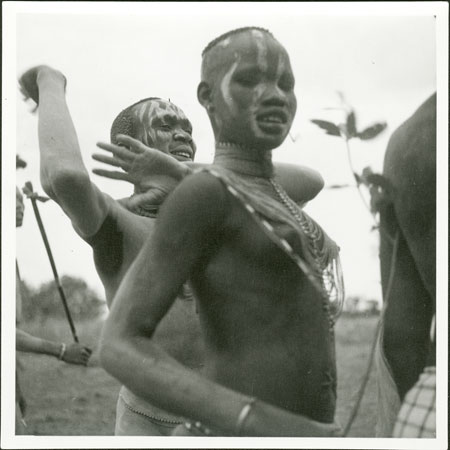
top-left (18, 65), bottom-right (325, 369)
top-left (100, 30), bottom-right (339, 436)
top-left (379, 93), bottom-right (436, 400)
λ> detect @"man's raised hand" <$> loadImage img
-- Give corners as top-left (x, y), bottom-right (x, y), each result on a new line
top-left (93, 134), bottom-right (191, 201)
top-left (18, 65), bottom-right (67, 107)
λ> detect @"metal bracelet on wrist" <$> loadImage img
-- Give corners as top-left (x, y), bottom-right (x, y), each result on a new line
top-left (58, 343), bottom-right (66, 360)
top-left (236, 397), bottom-right (256, 436)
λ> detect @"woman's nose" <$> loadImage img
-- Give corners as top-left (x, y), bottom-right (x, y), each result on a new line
top-left (261, 83), bottom-right (289, 107)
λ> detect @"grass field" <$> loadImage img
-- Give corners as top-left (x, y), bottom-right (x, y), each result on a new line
top-left (17, 314), bottom-right (379, 436)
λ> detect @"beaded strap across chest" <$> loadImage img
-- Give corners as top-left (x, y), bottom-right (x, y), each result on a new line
top-left (204, 167), bottom-right (344, 329)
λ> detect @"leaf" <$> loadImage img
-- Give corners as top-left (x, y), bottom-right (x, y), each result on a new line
top-left (327, 184), bottom-right (351, 189)
top-left (16, 155), bottom-right (27, 169)
top-left (310, 119), bottom-right (342, 137)
top-left (360, 166), bottom-right (374, 186)
top-left (365, 173), bottom-right (392, 191)
top-left (357, 122), bottom-right (387, 140)
top-left (346, 110), bottom-right (357, 137)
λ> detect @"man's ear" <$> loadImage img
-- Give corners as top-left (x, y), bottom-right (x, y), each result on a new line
top-left (197, 81), bottom-right (213, 111)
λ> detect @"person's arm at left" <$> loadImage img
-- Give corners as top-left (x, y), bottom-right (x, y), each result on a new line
top-left (16, 329), bottom-right (92, 365)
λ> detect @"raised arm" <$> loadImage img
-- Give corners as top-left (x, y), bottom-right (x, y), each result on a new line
top-left (19, 66), bottom-right (108, 237)
top-left (100, 173), bottom-right (338, 436)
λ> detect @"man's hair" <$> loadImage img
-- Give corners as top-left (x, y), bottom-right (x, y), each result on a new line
top-left (201, 26), bottom-right (273, 57)
top-left (110, 97), bottom-right (161, 144)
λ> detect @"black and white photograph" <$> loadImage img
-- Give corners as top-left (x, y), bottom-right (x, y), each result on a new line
top-left (2, 2), bottom-right (448, 448)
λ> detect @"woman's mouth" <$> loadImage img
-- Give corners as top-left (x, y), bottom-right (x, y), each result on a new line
top-left (256, 110), bottom-right (289, 133)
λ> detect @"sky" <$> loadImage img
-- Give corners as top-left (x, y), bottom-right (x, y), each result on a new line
top-left (7, 3), bottom-right (440, 305)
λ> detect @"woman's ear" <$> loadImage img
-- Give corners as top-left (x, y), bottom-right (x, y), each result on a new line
top-left (197, 81), bottom-right (213, 112)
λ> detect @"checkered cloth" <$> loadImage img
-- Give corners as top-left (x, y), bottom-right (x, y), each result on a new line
top-left (392, 366), bottom-right (436, 438)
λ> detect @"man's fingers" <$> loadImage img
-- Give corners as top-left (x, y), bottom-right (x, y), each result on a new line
top-left (96, 142), bottom-right (135, 162)
top-left (92, 168), bottom-right (131, 182)
top-left (19, 85), bottom-right (30, 100)
top-left (92, 153), bottom-right (130, 170)
top-left (115, 134), bottom-right (145, 154)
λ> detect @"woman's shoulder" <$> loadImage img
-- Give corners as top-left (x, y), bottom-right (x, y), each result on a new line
top-left (178, 168), bottom-right (229, 199)
top-left (158, 169), bottom-right (230, 224)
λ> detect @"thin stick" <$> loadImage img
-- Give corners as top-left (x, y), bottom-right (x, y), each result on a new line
top-left (343, 230), bottom-right (400, 436)
top-left (29, 197), bottom-right (79, 343)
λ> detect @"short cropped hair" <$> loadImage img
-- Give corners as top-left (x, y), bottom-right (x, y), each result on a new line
top-left (110, 97), bottom-right (161, 144)
top-left (201, 26), bottom-right (273, 57)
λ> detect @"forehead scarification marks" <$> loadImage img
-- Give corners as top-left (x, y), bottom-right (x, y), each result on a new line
top-left (220, 59), bottom-right (240, 109)
top-left (276, 52), bottom-right (288, 79)
top-left (133, 101), bottom-right (157, 124)
top-left (157, 100), bottom-right (168, 110)
top-left (218, 37), bottom-right (231, 48)
top-left (251, 29), bottom-right (269, 72)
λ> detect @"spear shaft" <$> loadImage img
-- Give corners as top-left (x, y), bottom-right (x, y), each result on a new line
top-left (29, 197), bottom-right (79, 343)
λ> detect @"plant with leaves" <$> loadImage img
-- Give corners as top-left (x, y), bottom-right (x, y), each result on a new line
top-left (20, 276), bottom-right (106, 322)
top-left (311, 96), bottom-right (388, 227)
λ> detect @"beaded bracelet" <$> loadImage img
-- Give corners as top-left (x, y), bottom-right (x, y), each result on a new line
top-left (184, 420), bottom-right (212, 435)
top-left (58, 343), bottom-right (66, 361)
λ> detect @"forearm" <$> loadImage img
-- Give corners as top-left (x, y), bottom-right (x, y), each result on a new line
top-left (16, 329), bottom-right (61, 357)
top-left (101, 271), bottom-right (336, 436)
top-left (101, 331), bottom-right (336, 436)
top-left (100, 238), bottom-right (245, 433)
top-left (36, 70), bottom-right (90, 198)
top-left (101, 332), bottom-right (246, 433)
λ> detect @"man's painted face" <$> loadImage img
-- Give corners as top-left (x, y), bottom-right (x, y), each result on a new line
top-left (131, 100), bottom-right (196, 162)
top-left (16, 187), bottom-right (24, 227)
top-left (205, 30), bottom-right (297, 151)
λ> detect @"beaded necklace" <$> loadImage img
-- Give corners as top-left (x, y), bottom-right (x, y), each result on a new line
top-left (210, 143), bottom-right (344, 328)
top-left (269, 178), bottom-right (344, 325)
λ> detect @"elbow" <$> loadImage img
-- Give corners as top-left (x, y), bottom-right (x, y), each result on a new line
top-left (98, 323), bottom-right (122, 377)
top-left (44, 168), bottom-right (91, 200)
top-left (98, 339), bottom-right (115, 376)
top-left (315, 173), bottom-right (325, 195)
top-left (309, 172), bottom-right (325, 200)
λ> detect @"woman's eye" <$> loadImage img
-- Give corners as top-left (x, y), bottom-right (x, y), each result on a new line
top-left (235, 72), bottom-right (260, 87)
top-left (160, 124), bottom-right (172, 131)
top-left (279, 75), bottom-right (295, 92)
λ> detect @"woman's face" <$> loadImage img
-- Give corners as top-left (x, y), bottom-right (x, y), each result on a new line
top-left (206, 30), bottom-right (297, 151)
